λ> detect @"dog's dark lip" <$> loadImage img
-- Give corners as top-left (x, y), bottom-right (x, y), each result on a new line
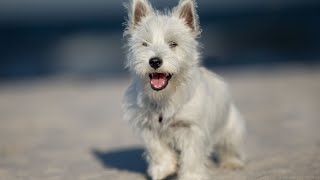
top-left (149, 73), bottom-right (173, 91)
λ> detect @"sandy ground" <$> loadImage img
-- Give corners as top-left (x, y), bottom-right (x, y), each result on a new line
top-left (0, 66), bottom-right (320, 180)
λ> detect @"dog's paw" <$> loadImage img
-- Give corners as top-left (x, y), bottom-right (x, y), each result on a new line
top-left (148, 163), bottom-right (177, 180)
top-left (220, 157), bottom-right (244, 170)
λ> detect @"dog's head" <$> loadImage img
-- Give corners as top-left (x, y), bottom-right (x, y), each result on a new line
top-left (124, 0), bottom-right (201, 97)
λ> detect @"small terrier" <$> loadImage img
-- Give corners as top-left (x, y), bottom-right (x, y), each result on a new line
top-left (122, 0), bottom-right (246, 179)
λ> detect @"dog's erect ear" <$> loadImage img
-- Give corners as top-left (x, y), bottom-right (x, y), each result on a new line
top-left (174, 0), bottom-right (199, 33)
top-left (130, 0), bottom-right (153, 28)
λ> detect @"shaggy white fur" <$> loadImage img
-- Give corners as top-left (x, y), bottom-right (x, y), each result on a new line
top-left (122, 0), bottom-right (246, 179)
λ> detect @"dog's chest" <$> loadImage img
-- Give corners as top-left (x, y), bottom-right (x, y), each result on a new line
top-left (146, 112), bottom-right (168, 129)
top-left (144, 97), bottom-right (201, 131)
top-left (148, 111), bottom-right (191, 134)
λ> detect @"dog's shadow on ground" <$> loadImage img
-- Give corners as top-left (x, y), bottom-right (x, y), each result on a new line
top-left (92, 147), bottom-right (147, 174)
top-left (92, 147), bottom-right (177, 180)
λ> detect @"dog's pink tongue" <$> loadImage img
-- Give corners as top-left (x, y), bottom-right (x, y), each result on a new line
top-left (151, 73), bottom-right (166, 88)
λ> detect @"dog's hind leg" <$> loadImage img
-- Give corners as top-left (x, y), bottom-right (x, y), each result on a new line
top-left (215, 105), bottom-right (246, 170)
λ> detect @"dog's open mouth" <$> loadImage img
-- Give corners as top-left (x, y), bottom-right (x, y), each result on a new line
top-left (149, 73), bottom-right (172, 91)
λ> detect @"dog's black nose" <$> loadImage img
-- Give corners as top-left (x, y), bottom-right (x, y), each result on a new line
top-left (149, 57), bottom-right (163, 69)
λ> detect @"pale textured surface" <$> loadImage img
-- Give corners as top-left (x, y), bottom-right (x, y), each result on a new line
top-left (0, 66), bottom-right (320, 180)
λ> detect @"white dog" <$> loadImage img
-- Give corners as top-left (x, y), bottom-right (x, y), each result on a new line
top-left (122, 0), bottom-right (246, 179)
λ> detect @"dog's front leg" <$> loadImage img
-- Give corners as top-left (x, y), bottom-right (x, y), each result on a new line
top-left (142, 129), bottom-right (177, 180)
top-left (176, 126), bottom-right (211, 180)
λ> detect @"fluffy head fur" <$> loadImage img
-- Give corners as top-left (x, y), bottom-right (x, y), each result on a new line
top-left (124, 0), bottom-right (201, 100)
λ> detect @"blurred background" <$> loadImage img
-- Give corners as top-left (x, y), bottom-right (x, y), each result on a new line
top-left (1, 1), bottom-right (320, 180)
top-left (0, 0), bottom-right (319, 79)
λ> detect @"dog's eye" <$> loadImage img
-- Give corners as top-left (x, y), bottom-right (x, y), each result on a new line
top-left (169, 41), bottom-right (178, 48)
top-left (142, 42), bottom-right (148, 47)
